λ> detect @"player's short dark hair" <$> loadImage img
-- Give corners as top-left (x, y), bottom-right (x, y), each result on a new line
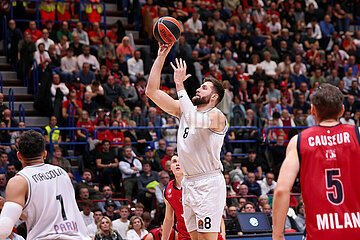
top-left (203, 76), bottom-right (224, 105)
top-left (18, 130), bottom-right (45, 160)
top-left (310, 83), bottom-right (344, 121)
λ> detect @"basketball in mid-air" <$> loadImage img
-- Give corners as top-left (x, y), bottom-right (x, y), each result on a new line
top-left (153, 17), bottom-right (181, 44)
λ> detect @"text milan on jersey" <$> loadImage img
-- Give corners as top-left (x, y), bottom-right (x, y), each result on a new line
top-left (308, 132), bottom-right (350, 147)
top-left (31, 168), bottom-right (65, 183)
top-left (317, 212), bottom-right (360, 230)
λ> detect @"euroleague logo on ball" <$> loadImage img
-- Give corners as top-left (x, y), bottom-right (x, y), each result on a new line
top-left (249, 217), bottom-right (259, 227)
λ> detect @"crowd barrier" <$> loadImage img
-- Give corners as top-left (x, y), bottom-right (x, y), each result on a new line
top-left (226, 126), bottom-right (261, 157)
top-left (18, 103), bottom-right (25, 123)
top-left (77, 198), bottom-right (132, 208)
top-left (8, 87), bottom-right (14, 118)
top-left (10, 0), bottom-right (107, 32)
top-left (49, 127), bottom-right (89, 155)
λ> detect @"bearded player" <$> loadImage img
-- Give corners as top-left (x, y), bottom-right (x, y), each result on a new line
top-left (0, 130), bottom-right (90, 239)
top-left (146, 43), bottom-right (227, 240)
top-left (273, 84), bottom-right (360, 240)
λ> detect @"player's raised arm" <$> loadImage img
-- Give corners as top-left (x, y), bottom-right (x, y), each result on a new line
top-left (145, 43), bottom-right (181, 119)
top-left (162, 197), bottom-right (175, 240)
top-left (0, 175), bottom-right (27, 239)
top-left (272, 135), bottom-right (300, 240)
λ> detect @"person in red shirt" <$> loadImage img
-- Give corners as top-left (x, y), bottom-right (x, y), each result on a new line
top-left (141, 0), bottom-right (158, 20)
top-left (160, 146), bottom-right (175, 170)
top-left (182, 0), bottom-right (196, 16)
top-left (273, 84), bottom-right (360, 240)
top-left (110, 120), bottom-right (125, 149)
top-left (106, 24), bottom-right (120, 46)
top-left (76, 110), bottom-right (95, 138)
top-left (62, 90), bottom-right (83, 119)
top-left (88, 22), bottom-right (104, 47)
top-left (93, 108), bottom-right (109, 126)
top-left (23, 21), bottom-right (42, 42)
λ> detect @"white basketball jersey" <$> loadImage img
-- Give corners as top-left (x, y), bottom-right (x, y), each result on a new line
top-left (177, 107), bottom-right (228, 176)
top-left (17, 163), bottom-right (90, 240)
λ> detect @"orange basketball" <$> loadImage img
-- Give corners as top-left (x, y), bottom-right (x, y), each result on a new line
top-left (153, 17), bottom-right (181, 44)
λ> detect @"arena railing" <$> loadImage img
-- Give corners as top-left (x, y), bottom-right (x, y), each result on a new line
top-left (77, 198), bottom-right (133, 208)
top-left (0, 127), bottom-right (44, 146)
top-left (32, 60), bottom-right (39, 96)
top-left (264, 126), bottom-right (309, 143)
top-left (49, 127), bottom-right (90, 156)
top-left (226, 126), bottom-right (261, 157)
top-left (19, 104), bottom-right (25, 123)
top-left (10, 0), bottom-right (107, 33)
top-left (8, 87), bottom-right (14, 118)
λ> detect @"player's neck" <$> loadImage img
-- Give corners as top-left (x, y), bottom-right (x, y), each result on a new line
top-left (196, 103), bottom-right (215, 112)
top-left (318, 119), bottom-right (340, 126)
top-left (175, 175), bottom-right (183, 188)
top-left (22, 159), bottom-right (44, 167)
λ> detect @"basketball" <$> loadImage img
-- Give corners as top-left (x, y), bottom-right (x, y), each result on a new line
top-left (153, 17), bottom-right (181, 44)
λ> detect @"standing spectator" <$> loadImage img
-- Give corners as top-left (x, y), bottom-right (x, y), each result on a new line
top-left (77, 45), bottom-right (100, 72)
top-left (72, 21), bottom-right (90, 45)
top-left (17, 33), bottom-right (36, 79)
top-left (6, 20), bottom-right (23, 65)
top-left (86, 0), bottom-right (103, 23)
top-left (56, 0), bottom-right (71, 22)
top-left (137, 161), bottom-right (160, 209)
top-left (60, 48), bottom-right (78, 82)
top-left (119, 146), bottom-right (142, 201)
top-left (56, 21), bottom-right (73, 43)
top-left (36, 28), bottom-right (55, 51)
top-left (116, 36), bottom-right (134, 60)
top-left (94, 216), bottom-right (122, 240)
top-left (96, 140), bottom-right (119, 187)
top-left (127, 50), bottom-right (144, 83)
top-left (242, 149), bottom-right (263, 179)
top-left (23, 21), bottom-right (42, 42)
top-left (87, 209), bottom-right (103, 238)
top-left (112, 206), bottom-right (131, 239)
top-left (126, 216), bottom-right (148, 240)
top-left (258, 172), bottom-right (277, 195)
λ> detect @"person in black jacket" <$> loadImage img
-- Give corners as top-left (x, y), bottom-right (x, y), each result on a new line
top-left (95, 216), bottom-right (123, 240)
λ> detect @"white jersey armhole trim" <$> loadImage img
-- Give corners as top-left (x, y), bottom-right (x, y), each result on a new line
top-left (16, 173), bottom-right (31, 209)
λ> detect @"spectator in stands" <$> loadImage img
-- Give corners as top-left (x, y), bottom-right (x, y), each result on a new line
top-left (98, 36), bottom-right (116, 66)
top-left (69, 33), bottom-right (84, 57)
top-left (80, 200), bottom-right (95, 226)
top-left (60, 48), bottom-right (78, 82)
top-left (49, 146), bottom-right (71, 172)
top-left (260, 51), bottom-right (277, 79)
top-left (72, 21), bottom-right (89, 46)
top-left (103, 75), bottom-right (123, 110)
top-left (2, 109), bottom-right (18, 128)
top-left (77, 45), bottom-right (100, 72)
top-left (290, 65), bottom-right (309, 89)
top-left (96, 65), bottom-right (109, 84)
top-left (24, 21), bottom-right (42, 42)
top-left (17, 32), bottom-right (36, 80)
top-left (161, 117), bottom-right (178, 148)
top-left (79, 187), bottom-right (90, 201)
top-left (121, 76), bottom-right (139, 107)
top-left (112, 206), bottom-right (131, 239)
top-left (96, 140), bottom-right (119, 187)
top-left (137, 161), bottom-right (159, 209)
top-left (220, 50), bottom-right (237, 73)
top-left (87, 209), bottom-right (103, 238)
top-left (48, 44), bottom-right (61, 73)
top-left (98, 185), bottom-right (121, 212)
top-left (0, 174), bottom-right (6, 197)
top-left (0, 122), bottom-right (11, 153)
top-left (267, 80), bottom-right (280, 102)
top-left (8, 137), bottom-right (21, 171)
top-left (144, 146), bottom-right (162, 172)
top-left (62, 90), bottom-right (83, 119)
top-left (50, 74), bottom-right (69, 104)
top-left (295, 202), bottom-right (305, 233)
top-left (88, 22), bottom-right (104, 51)
top-left (94, 216), bottom-right (122, 240)
top-left (56, 21), bottom-right (72, 43)
top-left (5, 163), bottom-right (17, 180)
top-left (0, 153), bottom-right (8, 174)
top-left (310, 69), bottom-right (326, 88)
top-left (75, 169), bottom-right (102, 200)
top-left (55, 35), bottom-right (69, 57)
top-left (103, 199), bottom-right (120, 221)
top-left (225, 205), bottom-right (242, 235)
top-left (34, 42), bottom-right (51, 72)
top-left (106, 24), bottom-right (120, 47)
top-left (340, 110), bottom-right (355, 125)
top-left (119, 146), bottom-right (142, 201)
top-left (293, 93), bottom-right (311, 115)
top-left (160, 146), bottom-right (175, 170)
top-left (124, 120), bottom-right (151, 155)
top-left (36, 29), bottom-right (55, 51)
top-left (7, 20), bottom-right (23, 65)
top-left (241, 149), bottom-right (262, 179)
top-left (116, 36), bottom-right (134, 60)
top-left (333, 3), bottom-right (350, 33)
top-left (155, 171), bottom-right (169, 206)
top-left (326, 68), bottom-right (340, 87)
top-left (186, 11), bottom-right (203, 37)
top-left (264, 97), bottom-right (282, 120)
top-left (127, 216), bottom-right (148, 240)
top-left (258, 172), bottom-right (277, 195)
top-left (127, 50), bottom-right (144, 83)
top-left (243, 172), bottom-right (262, 197)
top-left (345, 95), bottom-right (359, 114)
top-left (76, 62), bottom-right (96, 85)
top-left (145, 107), bottom-right (164, 127)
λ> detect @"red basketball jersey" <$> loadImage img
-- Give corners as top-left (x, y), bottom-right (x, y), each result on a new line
top-left (299, 124), bottom-right (360, 239)
top-left (143, 227), bottom-right (175, 240)
top-left (164, 180), bottom-right (224, 240)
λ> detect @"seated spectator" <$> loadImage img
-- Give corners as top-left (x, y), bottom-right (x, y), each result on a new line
top-left (98, 36), bottom-right (116, 66)
top-left (161, 117), bottom-right (178, 148)
top-left (94, 216), bottom-right (122, 240)
top-left (293, 93), bottom-right (311, 115)
top-left (225, 205), bottom-right (242, 235)
top-left (309, 69), bottom-right (326, 88)
top-left (343, 67), bottom-right (357, 92)
top-left (106, 24), bottom-right (120, 46)
top-left (146, 107), bottom-right (165, 127)
top-left (80, 200), bottom-right (95, 226)
top-left (127, 50), bottom-right (144, 83)
top-left (50, 74), bottom-right (69, 104)
top-left (60, 48), bottom-right (78, 82)
top-left (103, 76), bottom-right (123, 109)
top-left (155, 170), bottom-right (169, 207)
top-left (220, 50), bottom-right (237, 73)
top-left (194, 38), bottom-right (211, 63)
top-left (121, 75), bottom-right (139, 107)
top-left (76, 63), bottom-right (96, 85)
top-left (72, 21), bottom-right (89, 45)
top-left (295, 202), bottom-right (305, 233)
top-left (264, 97), bottom-right (282, 120)
top-left (119, 146), bottom-right (142, 201)
top-left (116, 36), bottom-right (134, 60)
top-left (345, 95), bottom-right (359, 114)
top-left (55, 35), bottom-right (69, 57)
top-left (112, 206), bottom-right (131, 239)
top-left (290, 65), bottom-right (309, 89)
top-left (89, 22), bottom-right (105, 52)
top-left (333, 3), bottom-right (350, 33)
top-left (98, 185), bottom-right (121, 213)
top-left (137, 161), bottom-right (160, 210)
top-left (185, 11), bottom-right (203, 36)
top-left (258, 172), bottom-right (277, 195)
top-left (124, 120), bottom-right (151, 155)
top-left (74, 169), bottom-right (102, 200)
top-left (49, 146), bottom-right (71, 172)
top-left (251, 79), bottom-right (268, 103)
top-left (103, 199), bottom-right (121, 222)
top-left (69, 33), bottom-right (84, 57)
top-left (243, 172), bottom-right (262, 197)
top-left (77, 45), bottom-right (100, 72)
top-left (160, 146), bottom-right (175, 170)
top-left (34, 42), bottom-right (51, 72)
top-left (241, 149), bottom-right (262, 179)
top-left (260, 51), bottom-right (277, 79)
top-left (97, 65), bottom-right (109, 84)
top-left (57, 21), bottom-right (72, 43)
top-left (78, 187), bottom-right (90, 201)
top-left (0, 152), bottom-right (8, 174)
top-left (24, 21), bottom-right (42, 42)
top-left (293, 109), bottom-right (308, 127)
top-left (48, 44), bottom-right (61, 73)
top-left (36, 28), bottom-right (55, 51)
top-left (243, 201), bottom-right (256, 213)
top-left (0, 173), bottom-right (6, 197)
top-left (0, 122), bottom-right (11, 153)
top-left (87, 209), bottom-right (103, 238)
top-left (96, 140), bottom-right (119, 187)
top-left (340, 110), bottom-right (355, 125)
top-left (126, 216), bottom-right (148, 240)
top-left (5, 162), bottom-right (17, 180)
top-left (44, 116), bottom-right (61, 148)
top-left (17, 33), bottom-right (36, 79)
top-left (62, 90), bottom-right (83, 119)
top-left (2, 109), bottom-right (18, 128)
top-left (326, 69), bottom-right (340, 87)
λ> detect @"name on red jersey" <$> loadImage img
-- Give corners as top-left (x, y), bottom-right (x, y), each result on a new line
top-left (308, 132), bottom-right (350, 147)
top-left (317, 212), bottom-right (360, 230)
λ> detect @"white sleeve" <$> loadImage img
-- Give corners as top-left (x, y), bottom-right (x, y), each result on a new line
top-left (0, 202), bottom-right (23, 239)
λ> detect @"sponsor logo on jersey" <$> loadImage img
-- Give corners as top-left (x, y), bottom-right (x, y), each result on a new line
top-left (198, 220), bottom-right (204, 229)
top-left (326, 149), bottom-right (337, 160)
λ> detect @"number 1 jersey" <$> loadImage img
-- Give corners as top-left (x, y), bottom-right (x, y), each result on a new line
top-left (17, 163), bottom-right (90, 240)
top-left (298, 124), bottom-right (360, 239)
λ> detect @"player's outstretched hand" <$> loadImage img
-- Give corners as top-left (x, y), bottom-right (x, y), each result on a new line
top-left (170, 58), bottom-right (191, 86)
top-left (158, 42), bottom-right (174, 57)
